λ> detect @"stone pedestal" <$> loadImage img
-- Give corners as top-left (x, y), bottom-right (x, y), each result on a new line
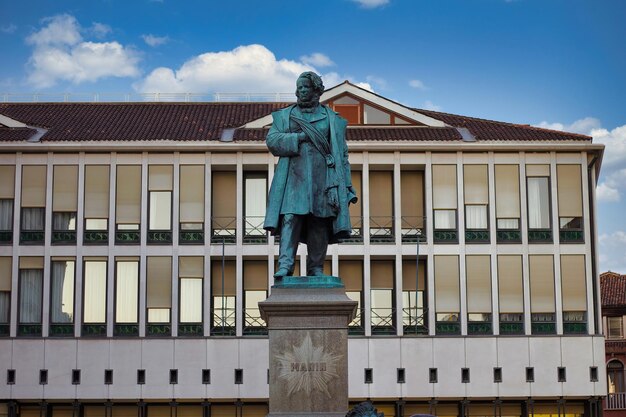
top-left (259, 276), bottom-right (357, 417)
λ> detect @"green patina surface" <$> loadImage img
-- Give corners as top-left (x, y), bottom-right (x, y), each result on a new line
top-left (273, 275), bottom-right (344, 289)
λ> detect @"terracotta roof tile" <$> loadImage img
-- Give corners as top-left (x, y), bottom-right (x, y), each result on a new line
top-left (0, 127), bottom-right (37, 141)
top-left (601, 271), bottom-right (626, 307)
top-left (0, 102), bottom-right (591, 143)
top-left (233, 126), bottom-right (462, 142)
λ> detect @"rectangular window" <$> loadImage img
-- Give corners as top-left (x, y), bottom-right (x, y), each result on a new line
top-left (348, 171), bottom-right (362, 239)
top-left (148, 165), bottom-right (173, 232)
top-left (340, 259), bottom-right (363, 331)
top-left (116, 165), bottom-right (141, 231)
top-left (529, 255), bottom-right (556, 334)
top-left (400, 170), bottom-right (425, 241)
top-left (466, 255), bottom-right (492, 329)
top-left (115, 258), bottom-right (139, 324)
top-left (52, 165), bottom-right (78, 235)
top-left (557, 165), bottom-right (583, 241)
top-left (370, 260), bottom-right (394, 332)
top-left (0, 257), bottom-right (12, 324)
top-left (432, 165), bottom-right (457, 235)
top-left (179, 256), bottom-right (203, 324)
top-left (147, 257), bottom-right (171, 324)
top-left (244, 173), bottom-right (267, 240)
top-left (402, 259), bottom-right (426, 333)
top-left (84, 165), bottom-right (110, 232)
top-left (18, 257), bottom-right (44, 325)
top-left (526, 165), bottom-right (551, 231)
top-left (20, 165), bottom-right (46, 242)
top-left (369, 171), bottom-right (394, 240)
top-left (463, 165), bottom-right (489, 231)
top-left (497, 255), bottom-right (524, 332)
top-left (434, 255), bottom-right (460, 331)
top-left (179, 165), bottom-right (205, 238)
top-left (50, 259), bottom-right (75, 323)
top-left (608, 317), bottom-right (623, 339)
top-left (495, 165), bottom-right (520, 231)
top-left (561, 255), bottom-right (587, 333)
top-left (0, 166), bottom-right (16, 240)
top-left (211, 171), bottom-right (236, 242)
top-left (243, 260), bottom-right (268, 333)
top-left (211, 259), bottom-right (236, 334)
top-left (83, 260), bottom-right (107, 323)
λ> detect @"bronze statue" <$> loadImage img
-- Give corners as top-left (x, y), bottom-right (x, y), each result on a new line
top-left (346, 402), bottom-right (384, 417)
top-left (263, 72), bottom-right (357, 279)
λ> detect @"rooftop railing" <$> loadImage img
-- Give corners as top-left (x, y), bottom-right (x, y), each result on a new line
top-left (1, 92), bottom-right (295, 103)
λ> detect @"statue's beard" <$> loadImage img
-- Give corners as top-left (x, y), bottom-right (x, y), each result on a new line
top-left (296, 92), bottom-right (320, 109)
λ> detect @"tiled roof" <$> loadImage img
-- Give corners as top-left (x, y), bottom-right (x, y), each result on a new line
top-left (601, 271), bottom-right (626, 307)
top-left (417, 109), bottom-right (591, 142)
top-left (233, 126), bottom-right (462, 142)
top-left (0, 102), bottom-right (285, 142)
top-left (0, 127), bottom-right (38, 141)
top-left (0, 102), bottom-right (592, 143)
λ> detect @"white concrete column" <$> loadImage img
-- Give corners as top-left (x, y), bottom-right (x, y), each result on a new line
top-left (551, 152), bottom-right (563, 334)
top-left (488, 152), bottom-right (499, 335)
top-left (393, 152), bottom-right (403, 335)
top-left (74, 153), bottom-right (85, 337)
top-left (519, 154), bottom-right (531, 335)
top-left (425, 152), bottom-right (436, 336)
top-left (457, 153), bottom-right (467, 335)
top-left (106, 153), bottom-right (117, 338)
top-left (235, 153), bottom-right (243, 337)
top-left (580, 153), bottom-right (596, 334)
top-left (171, 153), bottom-right (180, 337)
top-left (139, 153), bottom-right (148, 337)
top-left (204, 152), bottom-right (212, 336)
top-left (42, 154), bottom-right (53, 337)
top-left (9, 154), bottom-right (21, 337)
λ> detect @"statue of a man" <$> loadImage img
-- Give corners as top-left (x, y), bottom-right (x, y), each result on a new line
top-left (264, 72), bottom-right (357, 279)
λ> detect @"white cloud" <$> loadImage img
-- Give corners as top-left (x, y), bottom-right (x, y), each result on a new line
top-left (409, 79), bottom-right (427, 90)
top-left (597, 182), bottom-right (620, 202)
top-left (142, 34), bottom-right (169, 47)
top-left (1, 24), bottom-right (17, 34)
top-left (90, 22), bottom-right (111, 38)
top-left (300, 53), bottom-right (334, 67)
top-left (25, 14), bottom-right (140, 88)
top-left (351, 0), bottom-right (390, 8)
top-left (135, 44), bottom-right (371, 94)
top-left (422, 100), bottom-right (441, 111)
top-left (599, 231), bottom-right (626, 273)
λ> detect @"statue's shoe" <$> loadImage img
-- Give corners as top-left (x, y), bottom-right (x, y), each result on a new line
top-left (273, 267), bottom-right (291, 278)
top-left (307, 269), bottom-right (325, 276)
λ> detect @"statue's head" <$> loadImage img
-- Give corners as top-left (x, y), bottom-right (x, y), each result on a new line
top-left (296, 71), bottom-right (324, 108)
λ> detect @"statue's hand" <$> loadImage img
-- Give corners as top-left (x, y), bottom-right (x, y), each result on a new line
top-left (298, 132), bottom-right (309, 143)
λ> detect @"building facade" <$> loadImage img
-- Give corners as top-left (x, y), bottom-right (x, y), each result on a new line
top-left (0, 82), bottom-right (606, 417)
top-left (601, 272), bottom-right (626, 416)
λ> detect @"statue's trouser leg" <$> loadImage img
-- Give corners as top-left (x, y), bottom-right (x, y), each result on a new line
top-left (306, 215), bottom-right (329, 275)
top-left (277, 214), bottom-right (303, 276)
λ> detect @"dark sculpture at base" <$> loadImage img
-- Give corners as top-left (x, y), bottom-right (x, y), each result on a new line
top-left (346, 402), bottom-right (384, 417)
top-left (264, 71), bottom-right (357, 279)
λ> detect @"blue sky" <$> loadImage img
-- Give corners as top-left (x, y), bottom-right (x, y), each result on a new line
top-left (1, 0), bottom-right (625, 271)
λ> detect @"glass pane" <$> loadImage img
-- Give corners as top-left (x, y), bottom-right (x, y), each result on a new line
top-left (116, 261), bottom-right (138, 323)
top-left (245, 176), bottom-right (267, 235)
top-left (0, 291), bottom-right (10, 323)
top-left (436, 313), bottom-right (459, 322)
top-left (434, 209), bottom-right (456, 229)
top-left (0, 199), bottom-right (13, 230)
top-left (149, 191), bottom-right (172, 230)
top-left (84, 261), bottom-right (106, 323)
top-left (21, 207), bottom-right (44, 231)
top-left (85, 218), bottom-right (108, 230)
top-left (181, 222), bottom-right (203, 230)
top-left (19, 269), bottom-right (43, 323)
top-left (245, 290), bottom-right (267, 326)
top-left (180, 278), bottom-right (202, 323)
top-left (609, 317), bottom-right (623, 339)
top-left (117, 223), bottom-right (139, 230)
top-left (371, 289), bottom-right (393, 326)
top-left (466, 205), bottom-right (487, 229)
top-left (53, 212), bottom-right (76, 231)
top-left (402, 290), bottom-right (424, 326)
top-left (148, 308), bottom-right (170, 323)
top-left (346, 291), bottom-right (362, 326)
top-left (51, 261), bottom-right (74, 323)
top-left (560, 217), bottom-right (582, 229)
top-left (527, 177), bottom-right (550, 229)
top-left (497, 218), bottom-right (519, 229)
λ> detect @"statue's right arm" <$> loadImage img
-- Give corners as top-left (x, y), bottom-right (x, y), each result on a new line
top-left (265, 112), bottom-right (302, 156)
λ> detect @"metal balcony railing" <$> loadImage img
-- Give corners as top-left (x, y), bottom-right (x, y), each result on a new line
top-left (341, 216), bottom-right (363, 243)
top-left (211, 217), bottom-right (236, 244)
top-left (369, 216), bottom-right (394, 243)
top-left (402, 307), bottom-right (428, 334)
top-left (401, 216), bottom-right (426, 243)
top-left (607, 393), bottom-right (626, 410)
top-left (243, 216), bottom-right (267, 244)
top-left (371, 308), bottom-right (396, 335)
top-left (211, 308), bottom-right (236, 336)
top-left (243, 310), bottom-right (267, 335)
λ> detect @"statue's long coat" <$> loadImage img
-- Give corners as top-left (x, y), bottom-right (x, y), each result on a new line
top-left (263, 104), bottom-right (356, 243)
